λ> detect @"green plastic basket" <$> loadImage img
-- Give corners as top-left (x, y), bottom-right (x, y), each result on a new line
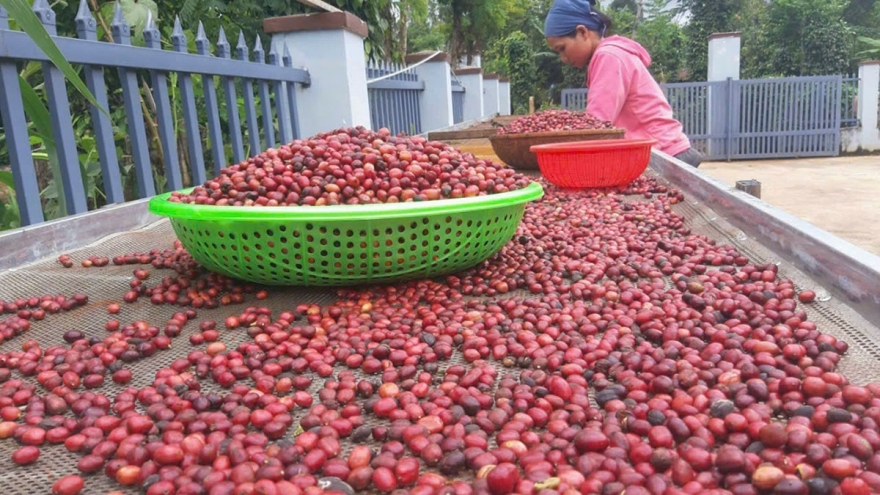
top-left (148, 182), bottom-right (544, 286)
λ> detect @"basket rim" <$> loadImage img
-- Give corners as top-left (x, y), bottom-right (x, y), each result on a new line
top-left (531, 138), bottom-right (657, 154)
top-left (489, 128), bottom-right (624, 140)
top-left (149, 182), bottom-right (544, 222)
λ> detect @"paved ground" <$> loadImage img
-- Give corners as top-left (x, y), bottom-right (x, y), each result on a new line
top-left (447, 137), bottom-right (880, 256)
top-left (701, 156), bottom-right (880, 256)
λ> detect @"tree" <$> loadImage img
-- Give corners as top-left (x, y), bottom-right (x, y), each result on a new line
top-left (435, 0), bottom-right (521, 66)
top-left (500, 31), bottom-right (538, 113)
top-left (407, 4), bottom-right (447, 54)
top-left (756, 0), bottom-right (853, 77)
top-left (607, 5), bottom-right (638, 36)
top-left (611, 0), bottom-right (639, 14)
top-left (680, 0), bottom-right (742, 80)
top-left (737, 0), bottom-right (773, 79)
top-left (384, 0), bottom-right (429, 60)
top-left (95, 0), bottom-right (427, 62)
top-left (634, 11), bottom-right (686, 82)
top-left (845, 0), bottom-right (879, 28)
top-left (605, 3), bottom-right (685, 83)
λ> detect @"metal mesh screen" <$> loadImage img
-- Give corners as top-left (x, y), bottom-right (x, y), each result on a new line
top-left (0, 174), bottom-right (878, 493)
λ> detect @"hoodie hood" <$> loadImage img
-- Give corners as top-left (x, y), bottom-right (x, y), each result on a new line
top-left (598, 35), bottom-right (652, 68)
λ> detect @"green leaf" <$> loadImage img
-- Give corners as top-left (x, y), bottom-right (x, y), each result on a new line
top-left (85, 160), bottom-right (101, 176)
top-left (100, 0), bottom-right (158, 46)
top-left (18, 75), bottom-right (54, 146)
top-left (0, 171), bottom-right (15, 191)
top-left (42, 185), bottom-right (58, 199)
top-left (0, 0), bottom-right (108, 117)
top-left (21, 60), bottom-right (41, 79)
top-left (18, 75), bottom-right (67, 215)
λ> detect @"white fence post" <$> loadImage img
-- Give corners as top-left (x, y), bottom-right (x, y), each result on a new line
top-left (455, 67), bottom-right (484, 122)
top-left (483, 73), bottom-right (500, 117)
top-left (264, 12), bottom-right (371, 138)
top-left (499, 78), bottom-right (511, 116)
top-left (707, 32), bottom-right (741, 158)
top-left (459, 54), bottom-right (481, 68)
top-left (858, 61), bottom-right (880, 151)
top-left (708, 33), bottom-right (741, 81)
top-left (406, 51), bottom-right (454, 133)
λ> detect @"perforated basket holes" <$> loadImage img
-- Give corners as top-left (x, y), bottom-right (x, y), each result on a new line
top-left (423, 207), bottom-right (525, 278)
top-left (168, 203), bottom-right (529, 287)
top-left (171, 221), bottom-right (240, 279)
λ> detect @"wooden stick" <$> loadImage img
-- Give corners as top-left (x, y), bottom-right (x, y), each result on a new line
top-left (295, 0), bottom-right (342, 12)
top-left (529, 97), bottom-right (535, 115)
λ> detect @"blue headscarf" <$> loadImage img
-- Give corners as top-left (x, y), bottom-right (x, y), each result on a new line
top-left (544, 0), bottom-right (606, 38)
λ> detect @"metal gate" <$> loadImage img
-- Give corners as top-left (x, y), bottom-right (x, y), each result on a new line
top-left (562, 75), bottom-right (843, 160)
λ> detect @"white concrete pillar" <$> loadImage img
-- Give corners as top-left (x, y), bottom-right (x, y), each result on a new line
top-left (858, 61), bottom-right (880, 150)
top-left (483, 74), bottom-right (500, 117)
top-left (265, 12), bottom-right (371, 138)
top-left (454, 68), bottom-right (484, 122)
top-left (459, 54), bottom-right (481, 68)
top-left (406, 51), bottom-right (454, 133)
top-left (706, 32), bottom-right (741, 158)
top-left (499, 78), bottom-right (511, 116)
top-left (708, 32), bottom-right (741, 81)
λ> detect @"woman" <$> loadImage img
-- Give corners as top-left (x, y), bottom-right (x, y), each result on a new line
top-left (545, 0), bottom-right (704, 168)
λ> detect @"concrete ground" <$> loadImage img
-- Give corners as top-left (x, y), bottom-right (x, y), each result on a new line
top-left (447, 137), bottom-right (880, 257)
top-left (701, 156), bottom-right (880, 256)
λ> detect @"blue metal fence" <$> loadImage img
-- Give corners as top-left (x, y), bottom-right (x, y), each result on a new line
top-left (563, 77), bottom-right (856, 132)
top-left (0, 1), bottom-right (309, 227)
top-left (452, 78), bottom-right (465, 124)
top-left (561, 75), bottom-right (843, 160)
top-left (561, 89), bottom-right (587, 113)
top-left (366, 62), bottom-right (423, 135)
top-left (662, 81), bottom-right (723, 157)
top-left (728, 76), bottom-right (841, 159)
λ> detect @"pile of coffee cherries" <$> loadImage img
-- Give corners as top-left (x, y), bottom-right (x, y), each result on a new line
top-left (496, 110), bottom-right (615, 135)
top-left (168, 127), bottom-right (530, 207)
top-left (1, 173), bottom-right (877, 495)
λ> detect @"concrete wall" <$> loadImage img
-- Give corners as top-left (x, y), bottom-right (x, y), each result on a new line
top-left (707, 33), bottom-right (741, 81)
top-left (272, 29), bottom-right (371, 137)
top-left (456, 71), bottom-right (484, 122)
top-left (498, 81), bottom-right (511, 116)
top-left (408, 53), bottom-right (454, 132)
top-left (707, 33), bottom-right (741, 158)
top-left (853, 62), bottom-right (880, 152)
top-left (483, 77), bottom-right (500, 117)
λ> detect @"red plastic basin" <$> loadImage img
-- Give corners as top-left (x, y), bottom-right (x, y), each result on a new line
top-left (530, 138), bottom-right (657, 188)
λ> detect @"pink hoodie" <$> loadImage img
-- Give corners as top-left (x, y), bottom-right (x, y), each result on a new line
top-left (586, 36), bottom-right (690, 156)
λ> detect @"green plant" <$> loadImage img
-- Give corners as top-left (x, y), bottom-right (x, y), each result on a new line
top-left (857, 36), bottom-right (880, 59)
top-left (681, 0), bottom-right (741, 81)
top-left (762, 0), bottom-right (852, 77)
top-left (17, 73), bottom-right (67, 218)
top-left (502, 31), bottom-right (538, 114)
top-left (0, 0), bottom-right (110, 228)
top-left (0, 0), bottom-right (105, 111)
top-left (98, 0), bottom-right (157, 46)
top-left (0, 171), bottom-right (20, 230)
